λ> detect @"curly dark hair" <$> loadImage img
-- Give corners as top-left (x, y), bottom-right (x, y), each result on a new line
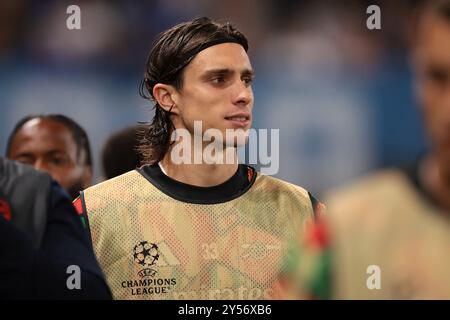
top-left (138, 17), bottom-right (249, 165)
top-left (6, 114), bottom-right (92, 167)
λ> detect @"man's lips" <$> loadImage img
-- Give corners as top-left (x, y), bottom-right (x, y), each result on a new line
top-left (224, 114), bottom-right (251, 127)
top-left (225, 112), bottom-right (250, 121)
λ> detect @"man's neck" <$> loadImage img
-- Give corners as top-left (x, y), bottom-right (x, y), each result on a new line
top-left (159, 150), bottom-right (239, 187)
top-left (419, 154), bottom-right (450, 214)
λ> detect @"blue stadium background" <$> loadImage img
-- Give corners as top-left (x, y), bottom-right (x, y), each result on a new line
top-left (0, 0), bottom-right (427, 196)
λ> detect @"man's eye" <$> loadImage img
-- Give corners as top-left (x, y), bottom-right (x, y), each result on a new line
top-left (210, 76), bottom-right (227, 85)
top-left (50, 157), bottom-right (67, 166)
top-left (17, 157), bottom-right (33, 165)
top-left (242, 77), bottom-right (253, 85)
top-left (427, 67), bottom-right (449, 85)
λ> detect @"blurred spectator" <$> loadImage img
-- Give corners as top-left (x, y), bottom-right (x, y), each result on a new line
top-left (278, 0), bottom-right (450, 299)
top-left (0, 157), bottom-right (111, 299)
top-left (101, 125), bottom-right (143, 180)
top-left (0, 0), bottom-right (30, 59)
top-left (6, 114), bottom-right (92, 200)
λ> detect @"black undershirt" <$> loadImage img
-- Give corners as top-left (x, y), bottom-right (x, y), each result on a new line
top-left (137, 164), bottom-right (257, 205)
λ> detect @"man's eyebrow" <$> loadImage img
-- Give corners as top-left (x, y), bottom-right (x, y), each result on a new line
top-left (44, 150), bottom-right (68, 157)
top-left (201, 68), bottom-right (232, 78)
top-left (14, 152), bottom-right (34, 158)
top-left (242, 69), bottom-right (255, 77)
top-left (201, 68), bottom-right (255, 77)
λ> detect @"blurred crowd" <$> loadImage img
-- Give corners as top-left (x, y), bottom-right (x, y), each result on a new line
top-left (0, 0), bottom-right (427, 195)
top-left (1, 0), bottom-right (450, 300)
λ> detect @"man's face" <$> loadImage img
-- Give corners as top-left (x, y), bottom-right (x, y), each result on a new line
top-left (8, 118), bottom-right (91, 199)
top-left (414, 14), bottom-right (450, 178)
top-left (173, 43), bottom-right (254, 146)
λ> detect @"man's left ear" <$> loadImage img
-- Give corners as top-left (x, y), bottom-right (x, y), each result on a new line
top-left (153, 83), bottom-right (181, 115)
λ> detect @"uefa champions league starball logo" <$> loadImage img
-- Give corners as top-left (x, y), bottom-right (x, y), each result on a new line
top-left (133, 241), bottom-right (160, 277)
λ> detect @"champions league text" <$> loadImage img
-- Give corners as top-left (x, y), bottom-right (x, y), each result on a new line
top-left (122, 278), bottom-right (177, 296)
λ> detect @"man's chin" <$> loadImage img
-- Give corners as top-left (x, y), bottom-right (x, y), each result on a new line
top-left (224, 134), bottom-right (249, 148)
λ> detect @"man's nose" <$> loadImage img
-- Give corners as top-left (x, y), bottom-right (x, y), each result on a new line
top-left (233, 81), bottom-right (253, 107)
top-left (34, 159), bottom-right (50, 172)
